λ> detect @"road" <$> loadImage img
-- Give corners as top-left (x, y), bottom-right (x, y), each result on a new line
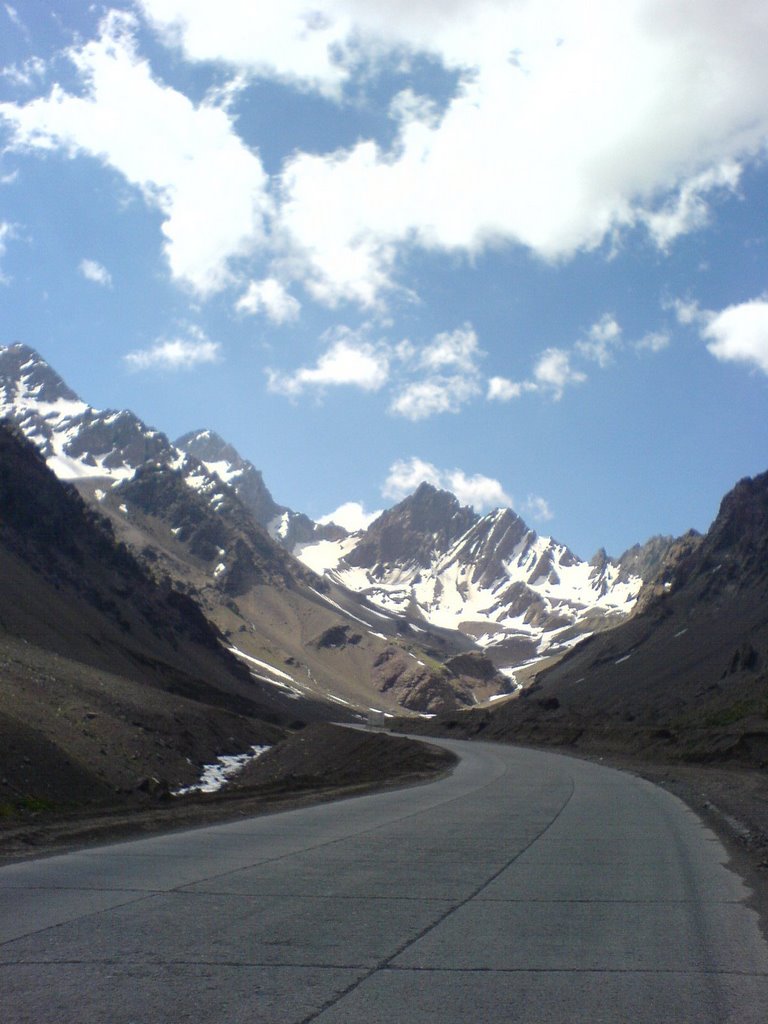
top-left (2, 739), bottom-right (768, 1022)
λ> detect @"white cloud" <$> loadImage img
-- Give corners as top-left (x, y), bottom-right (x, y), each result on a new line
top-left (389, 374), bottom-right (481, 420)
top-left (489, 314), bottom-right (659, 404)
top-left (79, 258), bottom-right (112, 287)
top-left (1, 56), bottom-right (45, 88)
top-left (382, 456), bottom-right (511, 511)
top-left (317, 501), bottom-right (381, 532)
top-left (642, 162), bottom-right (742, 250)
top-left (6, 3), bottom-right (768, 311)
top-left (419, 324), bottom-right (482, 373)
top-left (266, 331), bottom-right (390, 396)
top-left (264, 321), bottom-right (484, 416)
top-left (236, 277), bottom-right (300, 322)
top-left (635, 330), bottom-right (670, 354)
top-left (445, 468), bottom-right (512, 511)
top-left (0, 12), bottom-right (270, 296)
top-left (701, 297), bottom-right (768, 375)
top-left (670, 297), bottom-right (705, 326)
top-left (524, 494), bottom-right (553, 523)
top-left (138, 0), bottom-right (352, 98)
top-left (261, 0), bottom-right (768, 305)
top-left (382, 457), bottom-right (443, 499)
top-left (388, 323), bottom-right (484, 419)
top-left (124, 328), bottom-right (221, 370)
top-left (531, 348), bottom-right (587, 400)
top-left (0, 221), bottom-right (13, 283)
top-left (487, 375), bottom-right (523, 401)
top-left (576, 314), bottom-right (622, 368)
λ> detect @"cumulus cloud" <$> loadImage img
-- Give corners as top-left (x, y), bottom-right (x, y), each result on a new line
top-left (266, 330), bottom-right (390, 397)
top-left (642, 162), bottom-right (742, 250)
top-left (266, 321), bottom-right (486, 418)
top-left (388, 324), bottom-right (484, 419)
top-left (531, 348), bottom-right (587, 400)
top-left (446, 468), bottom-right (513, 511)
top-left (701, 297), bottom-right (768, 375)
top-left (0, 11), bottom-right (271, 296)
top-left (670, 292), bottom-right (768, 374)
top-left (5, 3), bottom-right (768, 310)
top-left (383, 456), bottom-right (511, 511)
top-left (419, 324), bottom-right (482, 373)
top-left (487, 376), bottom-right (523, 402)
top-left (382, 457), bottom-right (443, 498)
top-left (138, 0), bottom-right (353, 98)
top-left (79, 258), bottom-right (112, 287)
top-left (575, 314), bottom-right (622, 368)
top-left (262, 0), bottom-right (768, 305)
top-left (124, 328), bottom-right (220, 370)
top-left (236, 277), bottom-right (300, 322)
top-left (487, 312), bottom-right (665, 405)
top-left (317, 500), bottom-right (382, 532)
top-left (389, 374), bottom-right (481, 420)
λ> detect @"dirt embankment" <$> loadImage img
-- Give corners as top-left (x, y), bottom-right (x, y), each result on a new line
top-left (0, 724), bottom-right (456, 863)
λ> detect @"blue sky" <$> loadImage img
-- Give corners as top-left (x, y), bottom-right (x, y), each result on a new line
top-left (1, 1), bottom-right (767, 558)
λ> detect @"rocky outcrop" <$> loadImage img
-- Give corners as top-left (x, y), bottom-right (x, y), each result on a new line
top-left (346, 483), bottom-right (476, 573)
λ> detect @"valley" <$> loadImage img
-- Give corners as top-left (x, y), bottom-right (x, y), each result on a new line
top-left (0, 340), bottom-right (766, 878)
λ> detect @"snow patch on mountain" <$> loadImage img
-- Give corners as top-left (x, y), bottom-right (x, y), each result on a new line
top-left (295, 487), bottom-right (645, 664)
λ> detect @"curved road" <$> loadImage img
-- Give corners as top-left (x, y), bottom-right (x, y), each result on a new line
top-left (2, 739), bottom-right (768, 1022)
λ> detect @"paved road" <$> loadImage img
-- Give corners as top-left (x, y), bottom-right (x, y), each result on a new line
top-left (2, 739), bottom-right (768, 1022)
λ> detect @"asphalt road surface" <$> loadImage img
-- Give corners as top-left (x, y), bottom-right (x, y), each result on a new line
top-left (2, 739), bottom-right (768, 1023)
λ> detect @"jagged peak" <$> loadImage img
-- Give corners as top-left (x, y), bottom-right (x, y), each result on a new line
top-left (408, 480), bottom-right (463, 507)
top-left (175, 428), bottom-right (249, 467)
top-left (0, 341), bottom-right (81, 405)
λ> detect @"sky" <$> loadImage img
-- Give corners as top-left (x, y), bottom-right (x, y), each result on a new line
top-left (1, 0), bottom-right (767, 558)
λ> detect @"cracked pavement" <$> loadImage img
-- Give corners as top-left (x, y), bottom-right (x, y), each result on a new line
top-left (2, 738), bottom-right (768, 1022)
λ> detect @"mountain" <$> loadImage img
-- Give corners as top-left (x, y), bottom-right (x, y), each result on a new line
top-left (0, 421), bottom-right (295, 808)
top-left (2, 343), bottom-right (663, 694)
top-left (175, 428), bottom-right (345, 549)
top-left (0, 343), bottom-right (338, 550)
top-left (440, 469), bottom-right (768, 766)
top-left (296, 483), bottom-right (669, 677)
top-left (0, 343), bottom-right (509, 715)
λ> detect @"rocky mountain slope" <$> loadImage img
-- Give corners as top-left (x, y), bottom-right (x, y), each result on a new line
top-left (3, 338), bottom-right (666, 687)
top-left (297, 483), bottom-right (671, 674)
top-left (0, 421), bottom-right (299, 808)
top-left (0, 343), bottom-right (509, 716)
top-left (421, 469), bottom-right (768, 766)
top-left (175, 428), bottom-right (344, 549)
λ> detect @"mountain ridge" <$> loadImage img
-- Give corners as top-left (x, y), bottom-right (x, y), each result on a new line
top-left (1, 341), bottom-right (673, 700)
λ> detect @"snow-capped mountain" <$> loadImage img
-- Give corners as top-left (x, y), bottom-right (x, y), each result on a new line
top-left (0, 342), bottom-right (171, 482)
top-left (0, 343), bottom-right (331, 548)
top-left (175, 429), bottom-right (344, 549)
top-left (0, 341), bottom-right (668, 691)
top-left (296, 483), bottom-right (663, 671)
top-left (0, 342), bottom-right (508, 714)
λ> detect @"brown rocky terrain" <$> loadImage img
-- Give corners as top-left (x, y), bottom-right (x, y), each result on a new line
top-left (0, 422), bottom-right (347, 816)
top-left (0, 724), bottom-right (456, 862)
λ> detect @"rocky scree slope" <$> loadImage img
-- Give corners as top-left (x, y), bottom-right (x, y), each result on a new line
top-left (427, 469), bottom-right (768, 766)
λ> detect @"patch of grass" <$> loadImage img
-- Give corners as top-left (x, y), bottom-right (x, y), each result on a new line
top-left (0, 795), bottom-right (57, 818)
top-left (702, 700), bottom-right (756, 728)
